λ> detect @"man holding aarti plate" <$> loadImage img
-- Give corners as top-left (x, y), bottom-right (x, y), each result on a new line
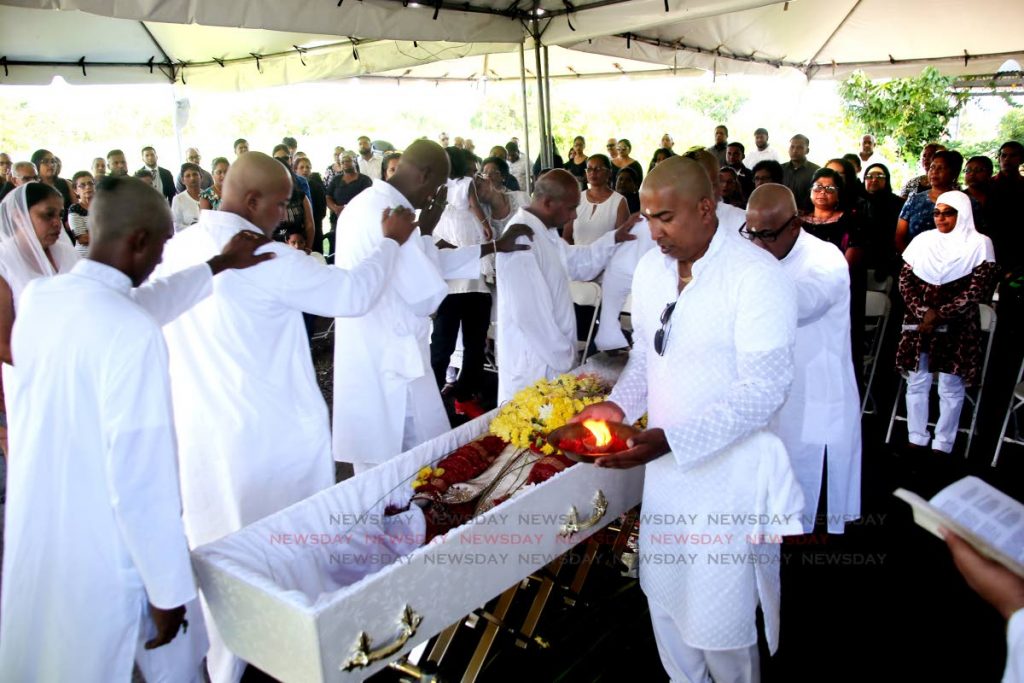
top-left (574, 156), bottom-right (806, 683)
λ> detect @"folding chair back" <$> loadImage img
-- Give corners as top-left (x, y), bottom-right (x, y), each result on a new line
top-left (570, 281), bottom-right (602, 363)
top-left (885, 303), bottom-right (997, 458)
top-left (862, 290), bottom-right (891, 414)
top-left (992, 355), bottom-right (1024, 467)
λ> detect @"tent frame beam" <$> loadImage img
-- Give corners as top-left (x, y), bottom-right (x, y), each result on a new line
top-left (802, 0), bottom-right (862, 72)
top-left (602, 31), bottom-right (1024, 77)
top-left (374, 0), bottom-right (635, 20)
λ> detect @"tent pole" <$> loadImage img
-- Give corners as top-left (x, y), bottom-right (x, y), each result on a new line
top-left (532, 22), bottom-right (549, 171)
top-left (543, 44), bottom-right (553, 167)
top-left (519, 42), bottom-right (532, 195)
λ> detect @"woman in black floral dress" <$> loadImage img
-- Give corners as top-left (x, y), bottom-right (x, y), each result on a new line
top-left (896, 191), bottom-right (998, 453)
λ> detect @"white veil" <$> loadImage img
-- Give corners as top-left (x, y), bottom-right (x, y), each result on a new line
top-left (902, 190), bottom-right (995, 286)
top-left (0, 184), bottom-right (80, 307)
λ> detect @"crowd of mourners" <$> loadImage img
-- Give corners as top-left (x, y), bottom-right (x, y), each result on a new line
top-left (0, 121), bottom-right (1022, 683)
top-left (0, 126), bottom-right (1022, 445)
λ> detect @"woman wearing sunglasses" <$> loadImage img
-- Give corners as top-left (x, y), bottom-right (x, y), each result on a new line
top-left (896, 191), bottom-right (998, 453)
top-left (801, 167), bottom-right (867, 383)
top-left (895, 150), bottom-right (983, 253)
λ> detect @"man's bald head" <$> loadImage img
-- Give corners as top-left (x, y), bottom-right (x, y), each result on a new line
top-left (640, 157), bottom-right (718, 264)
top-left (533, 169), bottom-right (579, 204)
top-left (390, 140), bottom-right (451, 209)
top-left (528, 169), bottom-right (581, 229)
top-left (685, 148), bottom-right (722, 201)
top-left (220, 152), bottom-right (293, 235)
top-left (643, 156), bottom-right (714, 205)
top-left (744, 183), bottom-right (801, 260)
top-left (88, 176), bottom-right (175, 286)
top-left (90, 176), bottom-right (172, 246)
top-left (747, 183), bottom-right (797, 217)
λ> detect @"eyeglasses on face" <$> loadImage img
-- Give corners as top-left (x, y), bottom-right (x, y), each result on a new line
top-left (864, 173), bottom-right (886, 181)
top-left (653, 301), bottom-right (677, 356)
top-left (932, 208), bottom-right (958, 218)
top-left (738, 215), bottom-right (796, 243)
top-left (811, 184), bottom-right (838, 194)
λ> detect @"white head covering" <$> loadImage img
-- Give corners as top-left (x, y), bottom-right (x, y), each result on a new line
top-left (902, 190), bottom-right (994, 286)
top-left (0, 183), bottom-right (79, 307)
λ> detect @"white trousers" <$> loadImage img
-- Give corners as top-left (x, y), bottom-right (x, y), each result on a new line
top-left (649, 601), bottom-right (760, 683)
top-left (906, 352), bottom-right (966, 453)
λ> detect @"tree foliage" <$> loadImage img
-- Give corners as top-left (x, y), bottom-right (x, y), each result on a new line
top-left (838, 67), bottom-right (969, 162)
top-left (678, 86), bottom-right (748, 126)
top-left (999, 108), bottom-right (1024, 144)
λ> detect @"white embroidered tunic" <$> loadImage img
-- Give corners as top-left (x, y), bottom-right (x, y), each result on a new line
top-left (608, 226), bottom-right (805, 652)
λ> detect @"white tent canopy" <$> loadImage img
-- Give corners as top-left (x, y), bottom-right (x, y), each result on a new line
top-left (2, 0), bottom-right (1023, 90)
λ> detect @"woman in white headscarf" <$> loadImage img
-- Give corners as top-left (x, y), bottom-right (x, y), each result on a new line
top-left (896, 190), bottom-right (998, 454)
top-left (0, 183), bottom-right (80, 457)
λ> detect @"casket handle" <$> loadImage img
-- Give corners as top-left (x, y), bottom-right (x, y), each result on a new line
top-left (341, 604), bottom-right (423, 671)
top-left (559, 489), bottom-right (608, 538)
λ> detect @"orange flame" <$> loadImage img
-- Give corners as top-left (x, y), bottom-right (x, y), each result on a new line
top-left (583, 420), bottom-right (612, 447)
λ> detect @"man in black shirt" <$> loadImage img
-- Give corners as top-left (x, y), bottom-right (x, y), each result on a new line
top-left (711, 125), bottom-right (729, 166)
top-left (782, 134), bottom-right (820, 212)
top-left (324, 153), bottom-right (373, 262)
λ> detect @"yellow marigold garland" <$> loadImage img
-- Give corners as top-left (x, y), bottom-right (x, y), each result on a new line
top-left (488, 373), bottom-right (611, 455)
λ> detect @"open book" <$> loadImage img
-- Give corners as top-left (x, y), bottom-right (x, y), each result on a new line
top-left (894, 476), bottom-right (1024, 579)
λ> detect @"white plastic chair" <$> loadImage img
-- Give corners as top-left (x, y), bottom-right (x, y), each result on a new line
top-left (992, 355), bottom-right (1024, 467)
top-left (885, 303), bottom-right (997, 459)
top-left (861, 290), bottom-right (891, 415)
top-left (865, 269), bottom-right (894, 296)
top-left (570, 281), bottom-right (602, 364)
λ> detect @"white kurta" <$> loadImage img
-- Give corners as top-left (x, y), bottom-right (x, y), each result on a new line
top-left (156, 210), bottom-right (399, 683)
top-left (717, 200), bottom-right (747, 236)
top-left (495, 207), bottom-right (617, 403)
top-left (773, 230), bottom-right (862, 533)
top-left (0, 259), bottom-right (198, 682)
top-left (594, 216), bottom-right (656, 351)
top-left (332, 180), bottom-right (481, 464)
top-left (157, 208), bottom-right (399, 547)
top-left (608, 227), bottom-right (805, 654)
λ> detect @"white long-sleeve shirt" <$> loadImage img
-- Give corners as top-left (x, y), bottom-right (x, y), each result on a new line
top-left (332, 180), bottom-right (482, 464)
top-left (157, 209), bottom-right (401, 683)
top-left (1007, 609), bottom-right (1024, 683)
top-left (773, 229), bottom-right (862, 533)
top-left (495, 207), bottom-right (617, 402)
top-left (608, 225), bottom-right (804, 653)
top-left (157, 208), bottom-right (399, 549)
top-left (0, 259), bottom-right (197, 681)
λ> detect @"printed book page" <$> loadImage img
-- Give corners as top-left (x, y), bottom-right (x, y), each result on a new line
top-left (894, 476), bottom-right (1024, 578)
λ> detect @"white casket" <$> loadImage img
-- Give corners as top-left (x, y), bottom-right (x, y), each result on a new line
top-left (192, 357), bottom-right (643, 682)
